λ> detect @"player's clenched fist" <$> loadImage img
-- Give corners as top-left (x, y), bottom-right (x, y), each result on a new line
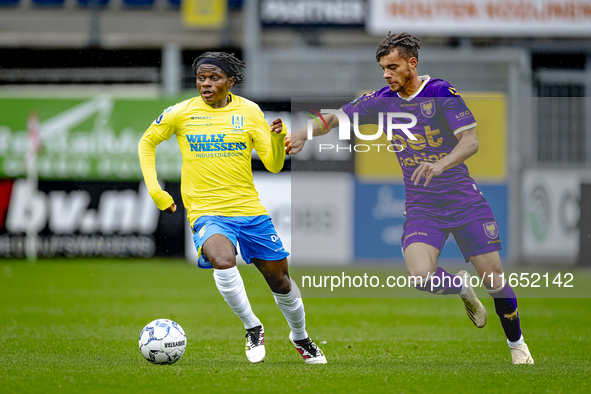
top-left (164, 203), bottom-right (177, 214)
top-left (270, 118), bottom-right (283, 134)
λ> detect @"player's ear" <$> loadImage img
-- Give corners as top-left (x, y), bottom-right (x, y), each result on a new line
top-left (409, 57), bottom-right (418, 69)
top-left (228, 76), bottom-right (235, 89)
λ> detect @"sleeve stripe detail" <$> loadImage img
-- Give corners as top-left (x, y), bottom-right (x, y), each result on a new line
top-left (453, 122), bottom-right (477, 135)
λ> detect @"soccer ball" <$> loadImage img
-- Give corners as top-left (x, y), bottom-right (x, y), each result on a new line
top-left (138, 319), bottom-right (187, 364)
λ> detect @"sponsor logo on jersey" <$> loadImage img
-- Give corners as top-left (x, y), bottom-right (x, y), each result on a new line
top-left (483, 221), bottom-right (499, 239)
top-left (154, 113), bottom-right (164, 125)
top-left (232, 115), bottom-right (244, 130)
top-left (455, 109), bottom-right (472, 121)
top-left (392, 126), bottom-right (448, 167)
top-left (186, 133), bottom-right (247, 152)
top-left (420, 100), bottom-right (436, 118)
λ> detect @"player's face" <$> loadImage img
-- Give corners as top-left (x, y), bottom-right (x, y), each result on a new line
top-left (196, 65), bottom-right (235, 108)
top-left (379, 50), bottom-right (417, 94)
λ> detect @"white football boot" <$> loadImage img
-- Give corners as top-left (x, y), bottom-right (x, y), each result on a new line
top-left (245, 325), bottom-right (265, 363)
top-left (457, 270), bottom-right (487, 328)
top-left (289, 332), bottom-right (327, 364)
top-left (509, 339), bottom-right (534, 364)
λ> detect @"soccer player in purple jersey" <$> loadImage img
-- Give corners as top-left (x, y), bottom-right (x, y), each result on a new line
top-left (286, 32), bottom-right (534, 364)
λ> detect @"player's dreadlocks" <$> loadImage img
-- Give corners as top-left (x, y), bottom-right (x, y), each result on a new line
top-left (375, 32), bottom-right (421, 63)
top-left (192, 52), bottom-right (246, 85)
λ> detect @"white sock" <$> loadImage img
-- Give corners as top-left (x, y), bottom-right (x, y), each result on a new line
top-left (508, 335), bottom-right (524, 347)
top-left (273, 279), bottom-right (308, 341)
top-left (213, 267), bottom-right (261, 330)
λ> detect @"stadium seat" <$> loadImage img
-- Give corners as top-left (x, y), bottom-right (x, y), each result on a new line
top-left (123, 0), bottom-right (154, 7)
top-left (32, 0), bottom-right (65, 5)
top-left (0, 0), bottom-right (20, 7)
top-left (165, 0), bottom-right (242, 9)
top-left (228, 0), bottom-right (243, 9)
top-left (77, 0), bottom-right (110, 7)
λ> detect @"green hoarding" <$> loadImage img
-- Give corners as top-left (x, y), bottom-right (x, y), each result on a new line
top-left (0, 96), bottom-right (184, 181)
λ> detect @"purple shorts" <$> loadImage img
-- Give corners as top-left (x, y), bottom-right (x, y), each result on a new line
top-left (401, 219), bottom-right (502, 262)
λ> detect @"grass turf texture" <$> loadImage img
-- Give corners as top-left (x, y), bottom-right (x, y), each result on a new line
top-left (1, 260), bottom-right (590, 394)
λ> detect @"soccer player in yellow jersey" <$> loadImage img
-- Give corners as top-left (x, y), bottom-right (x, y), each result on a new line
top-left (138, 52), bottom-right (326, 364)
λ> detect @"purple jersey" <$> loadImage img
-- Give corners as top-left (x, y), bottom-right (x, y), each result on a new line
top-left (341, 75), bottom-right (487, 227)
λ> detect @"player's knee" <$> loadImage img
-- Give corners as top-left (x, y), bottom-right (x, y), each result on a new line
top-left (209, 254), bottom-right (236, 270)
top-left (268, 274), bottom-right (291, 294)
top-left (480, 268), bottom-right (504, 289)
top-left (407, 267), bottom-right (432, 282)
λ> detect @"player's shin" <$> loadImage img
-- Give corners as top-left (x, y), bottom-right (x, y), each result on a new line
top-left (272, 279), bottom-right (308, 341)
top-left (488, 284), bottom-right (522, 343)
top-left (411, 267), bottom-right (463, 295)
top-left (213, 267), bottom-right (262, 329)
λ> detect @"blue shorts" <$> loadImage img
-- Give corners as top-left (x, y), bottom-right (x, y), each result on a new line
top-left (192, 215), bottom-right (289, 269)
top-left (402, 219), bottom-right (502, 262)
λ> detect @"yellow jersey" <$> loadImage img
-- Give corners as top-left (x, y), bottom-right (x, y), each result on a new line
top-left (138, 93), bottom-right (286, 228)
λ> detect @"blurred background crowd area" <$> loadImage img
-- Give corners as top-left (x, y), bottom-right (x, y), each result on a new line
top-left (0, 0), bottom-right (590, 267)
top-left (0, 0), bottom-right (589, 99)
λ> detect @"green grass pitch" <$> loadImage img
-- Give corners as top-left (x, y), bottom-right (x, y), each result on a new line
top-left (1, 260), bottom-right (591, 393)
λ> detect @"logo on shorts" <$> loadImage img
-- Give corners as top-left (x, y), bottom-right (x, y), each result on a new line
top-left (483, 222), bottom-right (498, 239)
top-left (199, 226), bottom-right (206, 238)
top-left (270, 235), bottom-right (279, 243)
top-left (420, 100), bottom-right (436, 118)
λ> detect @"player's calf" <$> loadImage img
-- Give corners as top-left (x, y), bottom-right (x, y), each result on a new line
top-left (488, 284), bottom-right (534, 364)
top-left (265, 273), bottom-right (291, 294)
top-left (254, 258), bottom-right (291, 294)
top-left (410, 267), bottom-right (464, 295)
top-left (213, 267), bottom-right (265, 363)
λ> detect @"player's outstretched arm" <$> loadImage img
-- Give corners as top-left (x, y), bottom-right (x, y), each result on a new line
top-left (285, 112), bottom-right (339, 155)
top-left (411, 128), bottom-right (479, 187)
top-left (138, 127), bottom-right (176, 213)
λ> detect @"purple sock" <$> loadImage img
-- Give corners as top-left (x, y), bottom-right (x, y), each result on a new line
top-left (489, 284), bottom-right (522, 342)
top-left (413, 267), bottom-right (463, 295)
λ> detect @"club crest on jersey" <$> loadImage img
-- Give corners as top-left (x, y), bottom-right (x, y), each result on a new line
top-left (232, 115), bottom-right (244, 130)
top-left (420, 100), bottom-right (436, 118)
top-left (483, 222), bottom-right (498, 239)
